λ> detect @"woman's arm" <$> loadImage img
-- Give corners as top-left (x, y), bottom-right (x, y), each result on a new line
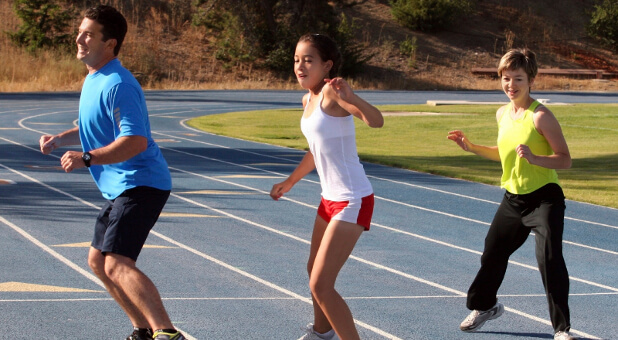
top-left (447, 130), bottom-right (501, 162)
top-left (521, 107), bottom-right (571, 169)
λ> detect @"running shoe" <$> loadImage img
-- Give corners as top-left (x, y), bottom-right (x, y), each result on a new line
top-left (459, 301), bottom-right (504, 332)
top-left (126, 327), bottom-right (153, 340)
top-left (297, 323), bottom-right (339, 340)
top-left (153, 329), bottom-right (187, 340)
top-left (554, 331), bottom-right (577, 340)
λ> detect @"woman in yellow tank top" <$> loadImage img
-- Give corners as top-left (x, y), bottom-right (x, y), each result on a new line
top-left (447, 49), bottom-right (575, 340)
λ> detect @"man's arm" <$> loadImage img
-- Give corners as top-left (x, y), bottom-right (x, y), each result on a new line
top-left (60, 135), bottom-right (147, 173)
top-left (39, 127), bottom-right (81, 154)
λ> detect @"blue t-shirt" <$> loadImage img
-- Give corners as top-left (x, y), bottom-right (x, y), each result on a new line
top-left (78, 58), bottom-right (171, 199)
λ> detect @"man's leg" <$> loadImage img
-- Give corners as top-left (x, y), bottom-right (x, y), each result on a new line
top-left (90, 187), bottom-right (180, 335)
top-left (88, 247), bottom-right (150, 329)
top-left (102, 252), bottom-right (175, 331)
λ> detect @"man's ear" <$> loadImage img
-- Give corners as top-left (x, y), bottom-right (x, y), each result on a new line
top-left (106, 38), bottom-right (117, 52)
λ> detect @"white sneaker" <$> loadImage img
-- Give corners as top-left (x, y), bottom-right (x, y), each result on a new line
top-left (297, 323), bottom-right (340, 340)
top-left (554, 331), bottom-right (577, 340)
top-left (459, 302), bottom-right (504, 332)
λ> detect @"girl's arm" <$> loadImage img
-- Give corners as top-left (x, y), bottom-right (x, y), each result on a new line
top-left (324, 78), bottom-right (384, 128)
top-left (270, 152), bottom-right (316, 200)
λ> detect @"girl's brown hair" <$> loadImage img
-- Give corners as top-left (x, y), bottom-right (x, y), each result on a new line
top-left (298, 33), bottom-right (341, 78)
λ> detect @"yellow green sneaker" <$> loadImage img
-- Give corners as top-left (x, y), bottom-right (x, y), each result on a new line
top-left (153, 329), bottom-right (186, 340)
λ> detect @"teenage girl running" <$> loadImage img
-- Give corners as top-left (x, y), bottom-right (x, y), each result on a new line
top-left (270, 33), bottom-right (383, 340)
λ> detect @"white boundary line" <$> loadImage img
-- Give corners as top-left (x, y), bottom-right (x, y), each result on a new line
top-left (3, 291), bottom-right (617, 304)
top-left (0, 160), bottom-right (400, 340)
top-left (154, 143), bottom-right (618, 257)
top-left (5, 110), bottom-right (613, 339)
top-left (2, 130), bottom-right (614, 338)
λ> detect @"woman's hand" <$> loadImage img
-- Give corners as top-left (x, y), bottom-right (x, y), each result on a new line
top-left (447, 130), bottom-right (471, 151)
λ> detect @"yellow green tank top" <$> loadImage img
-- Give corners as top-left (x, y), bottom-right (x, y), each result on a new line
top-left (497, 100), bottom-right (560, 194)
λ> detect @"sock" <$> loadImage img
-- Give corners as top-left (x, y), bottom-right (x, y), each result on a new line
top-left (155, 329), bottom-right (178, 334)
top-left (134, 327), bottom-right (152, 336)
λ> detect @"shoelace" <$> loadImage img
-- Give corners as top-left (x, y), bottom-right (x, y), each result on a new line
top-left (301, 324), bottom-right (314, 334)
top-left (464, 310), bottom-right (481, 323)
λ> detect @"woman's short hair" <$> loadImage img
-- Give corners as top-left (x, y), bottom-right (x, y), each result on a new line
top-left (497, 48), bottom-right (538, 80)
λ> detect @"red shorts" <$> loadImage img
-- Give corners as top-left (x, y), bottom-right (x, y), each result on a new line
top-left (317, 194), bottom-right (374, 230)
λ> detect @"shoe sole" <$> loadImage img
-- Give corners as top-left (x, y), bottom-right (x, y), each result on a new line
top-left (460, 304), bottom-right (504, 332)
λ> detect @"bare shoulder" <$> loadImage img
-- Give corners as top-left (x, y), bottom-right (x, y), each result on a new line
top-left (533, 103), bottom-right (558, 122)
top-left (321, 84), bottom-right (349, 117)
top-left (301, 93), bottom-right (310, 108)
top-left (532, 103), bottom-right (563, 135)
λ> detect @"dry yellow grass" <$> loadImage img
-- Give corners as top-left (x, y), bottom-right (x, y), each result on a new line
top-left (1, 1), bottom-right (617, 92)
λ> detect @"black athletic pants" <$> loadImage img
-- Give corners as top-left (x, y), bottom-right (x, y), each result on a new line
top-left (466, 183), bottom-right (571, 332)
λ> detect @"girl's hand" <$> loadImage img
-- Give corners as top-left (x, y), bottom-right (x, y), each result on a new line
top-left (324, 77), bottom-right (353, 101)
top-left (270, 180), bottom-right (293, 201)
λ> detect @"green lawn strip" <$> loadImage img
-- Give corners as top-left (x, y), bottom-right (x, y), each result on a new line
top-left (186, 104), bottom-right (618, 209)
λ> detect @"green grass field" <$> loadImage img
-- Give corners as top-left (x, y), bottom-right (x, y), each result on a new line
top-left (186, 104), bottom-right (618, 209)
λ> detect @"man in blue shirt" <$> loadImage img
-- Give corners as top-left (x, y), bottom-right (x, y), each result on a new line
top-left (39, 5), bottom-right (184, 340)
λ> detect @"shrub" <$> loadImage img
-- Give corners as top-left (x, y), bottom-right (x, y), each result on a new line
top-left (390, 0), bottom-right (475, 32)
top-left (399, 36), bottom-right (418, 68)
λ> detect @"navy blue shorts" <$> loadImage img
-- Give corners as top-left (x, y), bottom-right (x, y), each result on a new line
top-left (92, 186), bottom-right (170, 261)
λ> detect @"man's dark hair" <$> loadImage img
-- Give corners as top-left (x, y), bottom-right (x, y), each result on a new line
top-left (84, 5), bottom-right (127, 56)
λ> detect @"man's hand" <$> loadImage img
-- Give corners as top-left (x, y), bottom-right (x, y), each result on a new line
top-left (60, 151), bottom-right (86, 173)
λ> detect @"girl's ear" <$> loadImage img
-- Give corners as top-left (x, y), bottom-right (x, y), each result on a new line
top-left (324, 60), bottom-right (333, 75)
top-left (529, 76), bottom-right (535, 87)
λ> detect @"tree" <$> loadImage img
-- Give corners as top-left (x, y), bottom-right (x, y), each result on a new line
top-left (193, 0), bottom-right (370, 77)
top-left (7, 0), bottom-right (75, 53)
top-left (588, 0), bottom-right (618, 52)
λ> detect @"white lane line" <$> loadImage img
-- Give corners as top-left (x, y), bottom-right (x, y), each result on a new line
top-left (162, 126), bottom-right (618, 229)
top-left (5, 125), bottom-right (618, 277)
top-left (8, 116), bottom-right (612, 335)
top-left (167, 164), bottom-right (618, 294)
top-left (0, 161), bottom-right (399, 340)
top-left (0, 215), bottom-right (103, 288)
top-left (367, 175), bottom-right (618, 229)
top-left (4, 291), bottom-right (616, 304)
top-left (165, 169), bottom-right (601, 339)
top-left (158, 144), bottom-right (618, 258)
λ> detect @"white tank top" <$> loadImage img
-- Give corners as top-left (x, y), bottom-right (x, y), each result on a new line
top-left (300, 92), bottom-right (373, 201)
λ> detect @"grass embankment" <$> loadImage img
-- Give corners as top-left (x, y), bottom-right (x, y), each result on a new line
top-left (187, 104), bottom-right (617, 208)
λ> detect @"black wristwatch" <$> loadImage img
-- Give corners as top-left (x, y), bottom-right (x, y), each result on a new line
top-left (82, 152), bottom-right (92, 167)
